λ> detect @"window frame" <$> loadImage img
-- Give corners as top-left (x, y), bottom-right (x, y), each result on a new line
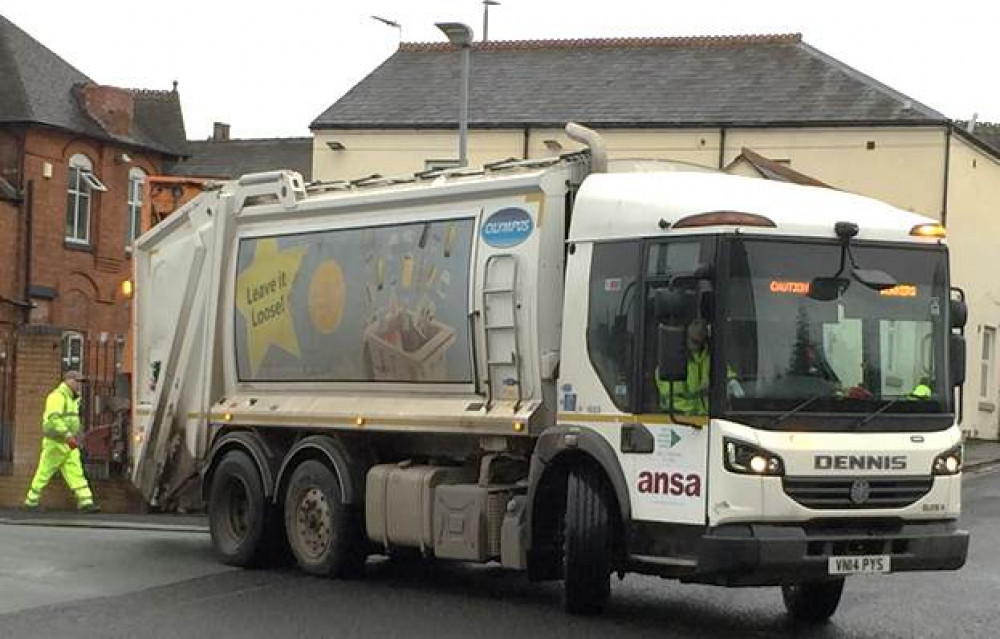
top-left (636, 237), bottom-right (718, 415)
top-left (584, 236), bottom-right (717, 414)
top-left (980, 325), bottom-right (996, 400)
top-left (65, 154), bottom-right (105, 245)
top-left (585, 240), bottom-right (643, 412)
top-left (126, 167), bottom-right (146, 250)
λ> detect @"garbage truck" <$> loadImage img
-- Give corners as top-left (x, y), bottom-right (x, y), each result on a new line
top-left (131, 123), bottom-right (969, 620)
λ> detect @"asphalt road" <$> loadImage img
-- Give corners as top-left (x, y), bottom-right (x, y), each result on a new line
top-left (1, 466), bottom-right (998, 639)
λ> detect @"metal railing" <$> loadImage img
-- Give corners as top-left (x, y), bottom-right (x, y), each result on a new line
top-left (77, 335), bottom-right (131, 479)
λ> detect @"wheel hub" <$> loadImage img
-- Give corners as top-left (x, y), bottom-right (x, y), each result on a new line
top-left (296, 486), bottom-right (332, 559)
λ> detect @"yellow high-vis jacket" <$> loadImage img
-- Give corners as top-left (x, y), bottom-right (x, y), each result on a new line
top-left (41, 382), bottom-right (81, 442)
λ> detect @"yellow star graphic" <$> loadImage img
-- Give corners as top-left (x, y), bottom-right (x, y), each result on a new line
top-left (235, 238), bottom-right (307, 375)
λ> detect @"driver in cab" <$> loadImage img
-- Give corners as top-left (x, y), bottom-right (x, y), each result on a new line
top-left (656, 319), bottom-right (710, 415)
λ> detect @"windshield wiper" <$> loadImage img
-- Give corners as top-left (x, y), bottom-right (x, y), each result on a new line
top-left (767, 393), bottom-right (826, 427)
top-left (854, 397), bottom-right (905, 429)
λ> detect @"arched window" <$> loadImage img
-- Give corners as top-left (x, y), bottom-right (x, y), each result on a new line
top-left (66, 154), bottom-right (106, 244)
top-left (127, 167), bottom-right (146, 249)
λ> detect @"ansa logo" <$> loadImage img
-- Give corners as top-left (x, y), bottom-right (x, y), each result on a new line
top-left (637, 470), bottom-right (702, 497)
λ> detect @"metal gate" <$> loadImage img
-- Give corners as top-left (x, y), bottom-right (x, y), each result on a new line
top-left (0, 333), bottom-right (14, 474)
top-left (78, 335), bottom-right (131, 479)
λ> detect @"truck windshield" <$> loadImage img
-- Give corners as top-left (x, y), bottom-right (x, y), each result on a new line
top-left (722, 237), bottom-right (950, 420)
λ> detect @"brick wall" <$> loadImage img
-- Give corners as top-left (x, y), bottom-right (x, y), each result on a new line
top-left (21, 128), bottom-right (162, 338)
top-left (0, 198), bottom-right (23, 332)
top-left (0, 327), bottom-right (142, 512)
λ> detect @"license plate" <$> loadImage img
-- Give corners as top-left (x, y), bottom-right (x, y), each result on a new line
top-left (828, 555), bottom-right (891, 575)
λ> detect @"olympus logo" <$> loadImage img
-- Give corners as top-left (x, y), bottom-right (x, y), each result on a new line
top-left (814, 455), bottom-right (907, 471)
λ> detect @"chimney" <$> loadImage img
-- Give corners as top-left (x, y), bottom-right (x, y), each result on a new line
top-left (212, 122), bottom-right (231, 141)
top-left (77, 84), bottom-right (135, 137)
top-left (966, 113), bottom-right (978, 134)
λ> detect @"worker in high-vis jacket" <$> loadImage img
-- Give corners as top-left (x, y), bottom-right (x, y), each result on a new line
top-left (24, 371), bottom-right (99, 512)
top-left (656, 319), bottom-right (711, 415)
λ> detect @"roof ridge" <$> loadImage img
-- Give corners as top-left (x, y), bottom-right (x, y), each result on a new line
top-left (128, 88), bottom-right (177, 99)
top-left (957, 120), bottom-right (1000, 129)
top-left (400, 33), bottom-right (802, 52)
top-left (190, 137), bottom-right (313, 143)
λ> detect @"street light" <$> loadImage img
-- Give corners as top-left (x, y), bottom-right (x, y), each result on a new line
top-left (482, 1), bottom-right (500, 42)
top-left (371, 15), bottom-right (402, 45)
top-left (435, 22), bottom-right (473, 167)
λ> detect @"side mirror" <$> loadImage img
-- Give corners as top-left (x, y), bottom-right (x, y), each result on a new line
top-left (654, 289), bottom-right (688, 322)
top-left (691, 262), bottom-right (714, 280)
top-left (852, 268), bottom-right (897, 291)
top-left (950, 333), bottom-right (966, 388)
top-left (950, 298), bottom-right (968, 331)
top-left (808, 276), bottom-right (850, 301)
top-left (657, 323), bottom-right (688, 382)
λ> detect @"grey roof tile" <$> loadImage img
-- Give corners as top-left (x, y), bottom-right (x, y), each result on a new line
top-left (965, 122), bottom-right (1000, 155)
top-left (312, 35), bottom-right (945, 129)
top-left (165, 138), bottom-right (313, 180)
top-left (0, 14), bottom-right (187, 156)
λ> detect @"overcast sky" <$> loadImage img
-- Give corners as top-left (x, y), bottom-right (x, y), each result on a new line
top-left (2, 1), bottom-right (997, 139)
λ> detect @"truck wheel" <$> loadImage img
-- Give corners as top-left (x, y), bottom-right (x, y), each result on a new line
top-left (563, 464), bottom-right (614, 615)
top-left (284, 459), bottom-right (366, 578)
top-left (208, 450), bottom-right (269, 567)
top-left (782, 578), bottom-right (845, 623)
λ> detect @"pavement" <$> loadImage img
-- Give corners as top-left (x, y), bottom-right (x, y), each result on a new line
top-left (963, 437), bottom-right (1000, 470)
top-left (0, 438), bottom-right (997, 532)
top-left (0, 509), bottom-right (208, 533)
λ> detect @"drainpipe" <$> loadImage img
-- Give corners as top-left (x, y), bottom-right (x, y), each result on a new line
top-left (941, 125), bottom-right (952, 226)
top-left (23, 180), bottom-right (33, 324)
top-left (718, 127), bottom-right (727, 169)
top-left (523, 127), bottom-right (530, 160)
top-left (565, 122), bottom-right (607, 173)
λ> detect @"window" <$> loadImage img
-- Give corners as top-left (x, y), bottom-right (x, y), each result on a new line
top-left (114, 335), bottom-right (126, 372)
top-left (723, 238), bottom-right (950, 419)
top-left (980, 326), bottom-right (995, 400)
top-left (65, 154), bottom-right (106, 244)
top-left (642, 240), bottom-right (711, 414)
top-left (586, 241), bottom-right (641, 410)
top-left (61, 332), bottom-right (84, 375)
top-left (126, 167), bottom-right (146, 249)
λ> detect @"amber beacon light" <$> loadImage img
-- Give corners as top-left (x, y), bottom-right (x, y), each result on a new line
top-left (910, 223), bottom-right (946, 238)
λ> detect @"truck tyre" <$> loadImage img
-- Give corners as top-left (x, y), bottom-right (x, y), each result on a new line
top-left (563, 464), bottom-right (613, 615)
top-left (208, 450), bottom-right (270, 567)
top-left (781, 578), bottom-right (845, 623)
top-left (284, 459), bottom-right (366, 578)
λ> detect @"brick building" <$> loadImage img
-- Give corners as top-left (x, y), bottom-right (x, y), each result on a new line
top-left (0, 14), bottom-right (187, 501)
top-left (0, 14), bottom-right (188, 347)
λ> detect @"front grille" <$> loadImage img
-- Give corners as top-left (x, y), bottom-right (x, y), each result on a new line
top-left (782, 476), bottom-right (933, 509)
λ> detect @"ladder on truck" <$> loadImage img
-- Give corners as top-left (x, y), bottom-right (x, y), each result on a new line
top-left (482, 254), bottom-right (522, 411)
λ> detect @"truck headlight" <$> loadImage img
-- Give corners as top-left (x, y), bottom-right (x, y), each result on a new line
top-left (932, 445), bottom-right (963, 475)
top-left (724, 438), bottom-right (784, 476)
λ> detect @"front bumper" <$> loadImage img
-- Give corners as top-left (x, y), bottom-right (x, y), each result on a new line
top-left (630, 520), bottom-right (968, 586)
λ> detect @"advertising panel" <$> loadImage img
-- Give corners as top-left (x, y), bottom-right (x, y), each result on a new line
top-left (234, 218), bottom-right (475, 383)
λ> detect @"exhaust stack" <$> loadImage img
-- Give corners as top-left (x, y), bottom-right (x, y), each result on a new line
top-left (565, 122), bottom-right (608, 174)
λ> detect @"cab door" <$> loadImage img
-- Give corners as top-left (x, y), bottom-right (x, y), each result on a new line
top-left (621, 238), bottom-right (715, 525)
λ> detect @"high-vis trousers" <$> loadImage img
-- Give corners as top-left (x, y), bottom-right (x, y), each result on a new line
top-left (24, 437), bottom-right (95, 508)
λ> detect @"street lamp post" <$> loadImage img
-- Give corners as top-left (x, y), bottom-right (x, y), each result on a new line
top-left (482, 1), bottom-right (500, 42)
top-left (435, 22), bottom-right (473, 167)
